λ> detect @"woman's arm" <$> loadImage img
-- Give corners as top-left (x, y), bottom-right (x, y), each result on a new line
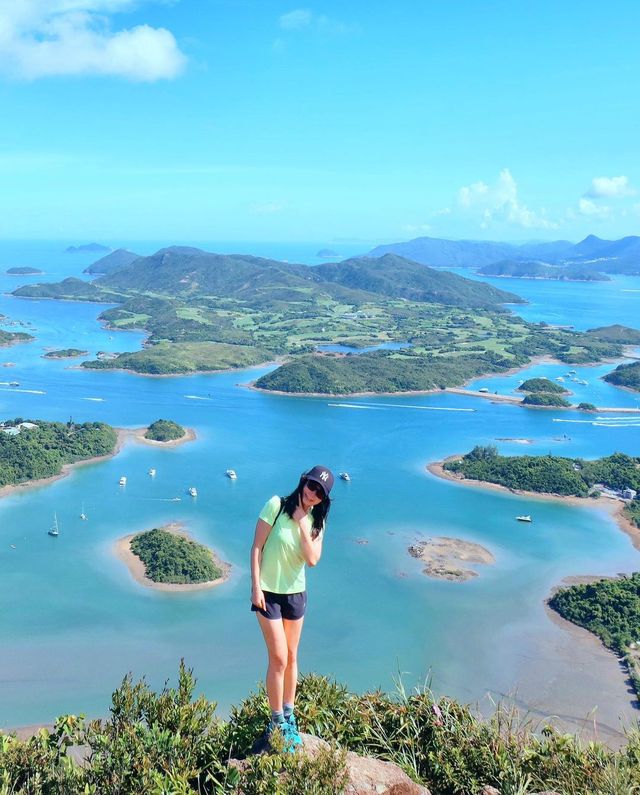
top-left (250, 518), bottom-right (272, 609)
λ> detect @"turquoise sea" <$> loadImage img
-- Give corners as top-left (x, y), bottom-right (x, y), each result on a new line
top-left (0, 241), bottom-right (639, 743)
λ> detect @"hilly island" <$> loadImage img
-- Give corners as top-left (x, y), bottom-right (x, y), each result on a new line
top-left (13, 247), bottom-right (629, 392)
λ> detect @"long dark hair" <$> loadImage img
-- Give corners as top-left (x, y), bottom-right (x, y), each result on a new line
top-left (282, 475), bottom-right (331, 539)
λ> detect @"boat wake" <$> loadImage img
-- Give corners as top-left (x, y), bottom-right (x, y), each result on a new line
top-left (83, 397), bottom-right (105, 402)
top-left (184, 395), bottom-right (212, 400)
top-left (553, 417), bottom-right (640, 428)
top-left (328, 402), bottom-right (475, 412)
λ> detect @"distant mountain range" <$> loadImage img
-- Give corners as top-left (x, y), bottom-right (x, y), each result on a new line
top-left (367, 234), bottom-right (640, 275)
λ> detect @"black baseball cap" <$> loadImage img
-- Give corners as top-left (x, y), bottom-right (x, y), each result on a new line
top-left (303, 465), bottom-right (334, 496)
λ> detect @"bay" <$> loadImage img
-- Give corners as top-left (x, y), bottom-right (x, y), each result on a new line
top-left (0, 241), bottom-right (639, 743)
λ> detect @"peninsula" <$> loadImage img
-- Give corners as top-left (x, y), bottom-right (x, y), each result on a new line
top-left (429, 447), bottom-right (640, 545)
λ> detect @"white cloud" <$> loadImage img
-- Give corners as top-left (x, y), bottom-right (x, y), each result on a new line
top-left (279, 9), bottom-right (313, 30)
top-left (278, 8), bottom-right (351, 35)
top-left (0, 1), bottom-right (186, 81)
top-left (585, 175), bottom-right (635, 199)
top-left (456, 169), bottom-right (557, 229)
top-left (402, 223), bottom-right (431, 234)
top-left (577, 198), bottom-right (611, 218)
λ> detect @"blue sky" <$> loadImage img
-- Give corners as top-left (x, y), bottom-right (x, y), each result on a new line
top-left (0, 0), bottom-right (638, 243)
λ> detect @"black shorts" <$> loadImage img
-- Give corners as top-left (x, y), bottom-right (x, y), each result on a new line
top-left (251, 590), bottom-right (307, 621)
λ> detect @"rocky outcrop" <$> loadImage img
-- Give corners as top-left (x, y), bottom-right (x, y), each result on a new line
top-left (231, 733), bottom-right (431, 794)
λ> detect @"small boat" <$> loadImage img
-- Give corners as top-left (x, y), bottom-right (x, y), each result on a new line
top-left (188, 486), bottom-right (198, 497)
top-left (80, 503), bottom-right (87, 520)
top-left (9, 381), bottom-right (19, 387)
top-left (339, 472), bottom-right (351, 481)
top-left (119, 476), bottom-right (127, 486)
top-left (478, 387), bottom-right (490, 393)
top-left (48, 513), bottom-right (60, 537)
top-left (516, 515), bottom-right (532, 523)
top-left (148, 468), bottom-right (156, 477)
top-left (226, 469), bottom-right (237, 479)
top-left (569, 370), bottom-right (577, 374)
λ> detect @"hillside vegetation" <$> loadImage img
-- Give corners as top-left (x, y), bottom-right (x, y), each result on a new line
top-left (1, 664), bottom-right (640, 794)
top-left (604, 360), bottom-right (640, 391)
top-left (521, 393), bottom-right (572, 407)
top-left (82, 341), bottom-right (270, 374)
top-left (443, 447), bottom-right (640, 497)
top-left (0, 419), bottom-right (117, 487)
top-left (477, 259), bottom-right (608, 281)
top-left (130, 528), bottom-right (222, 584)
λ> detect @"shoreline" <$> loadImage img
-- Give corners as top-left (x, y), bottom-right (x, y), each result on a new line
top-left (246, 350), bottom-right (640, 407)
top-left (114, 522), bottom-right (231, 592)
top-left (73, 358), bottom-right (282, 379)
top-left (0, 426), bottom-right (197, 501)
top-left (427, 457), bottom-right (640, 551)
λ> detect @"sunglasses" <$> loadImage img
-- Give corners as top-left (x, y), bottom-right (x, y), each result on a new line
top-left (304, 479), bottom-right (325, 497)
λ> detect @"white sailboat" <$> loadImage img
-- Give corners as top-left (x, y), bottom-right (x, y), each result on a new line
top-left (48, 513), bottom-right (60, 537)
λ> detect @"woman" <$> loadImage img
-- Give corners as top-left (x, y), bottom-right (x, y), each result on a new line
top-left (250, 465), bottom-right (334, 751)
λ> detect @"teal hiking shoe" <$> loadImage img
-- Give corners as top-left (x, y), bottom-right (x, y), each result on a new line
top-left (281, 716), bottom-right (302, 752)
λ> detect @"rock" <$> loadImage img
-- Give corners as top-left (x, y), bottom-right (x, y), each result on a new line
top-left (480, 787), bottom-right (500, 795)
top-left (232, 733), bottom-right (430, 794)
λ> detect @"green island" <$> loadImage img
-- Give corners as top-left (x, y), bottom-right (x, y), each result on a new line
top-left (549, 574), bottom-right (640, 698)
top-left (130, 528), bottom-right (222, 584)
top-left (521, 393), bottom-right (572, 407)
top-left (442, 446), bottom-right (640, 505)
top-left (43, 348), bottom-right (89, 359)
top-left (517, 377), bottom-right (569, 394)
top-left (6, 266), bottom-right (43, 275)
top-left (604, 360), bottom-right (640, 392)
top-left (1, 663), bottom-right (640, 794)
top-left (0, 328), bottom-right (33, 347)
top-left (144, 418), bottom-right (185, 442)
top-left (11, 248), bottom-right (631, 392)
top-left (0, 419), bottom-right (117, 487)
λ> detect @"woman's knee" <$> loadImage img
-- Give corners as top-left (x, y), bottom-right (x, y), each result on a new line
top-left (286, 648), bottom-right (298, 666)
top-left (268, 651), bottom-right (288, 673)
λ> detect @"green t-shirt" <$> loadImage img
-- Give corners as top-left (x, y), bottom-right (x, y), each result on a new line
top-left (259, 495), bottom-right (310, 594)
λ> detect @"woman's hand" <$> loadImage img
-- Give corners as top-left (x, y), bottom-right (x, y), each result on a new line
top-left (251, 585), bottom-right (266, 611)
top-left (292, 496), bottom-right (307, 523)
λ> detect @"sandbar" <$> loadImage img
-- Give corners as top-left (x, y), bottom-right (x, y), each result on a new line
top-left (427, 457), bottom-right (640, 551)
top-left (114, 522), bottom-right (231, 592)
top-left (408, 535), bottom-right (495, 581)
top-left (0, 426), bottom-right (196, 501)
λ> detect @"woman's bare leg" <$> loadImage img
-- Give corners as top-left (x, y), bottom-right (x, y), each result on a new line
top-left (257, 614), bottom-right (288, 711)
top-left (282, 617), bottom-right (305, 706)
